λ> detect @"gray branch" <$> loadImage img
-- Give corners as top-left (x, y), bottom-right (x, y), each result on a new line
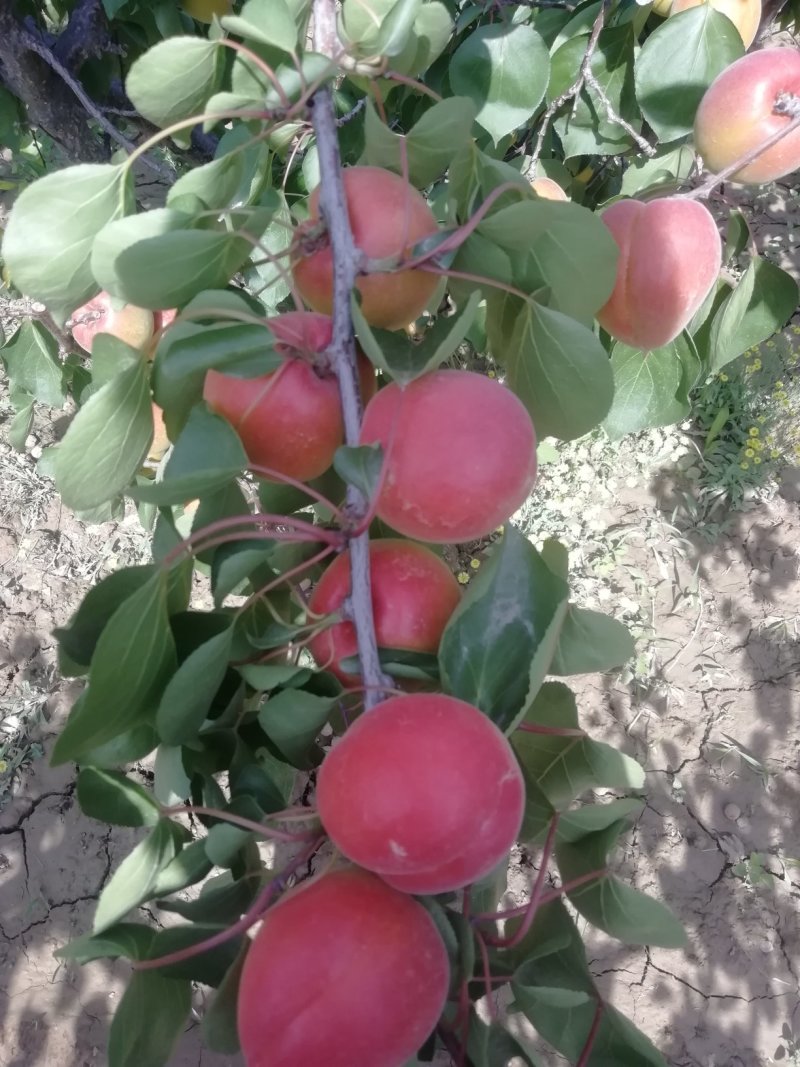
top-left (311, 0), bottom-right (392, 707)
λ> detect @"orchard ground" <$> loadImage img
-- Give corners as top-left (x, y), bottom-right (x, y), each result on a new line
top-left (0, 191), bottom-right (799, 1065)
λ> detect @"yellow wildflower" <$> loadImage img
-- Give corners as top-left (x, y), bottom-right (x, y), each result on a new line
top-left (740, 461), bottom-right (749, 470)
top-left (771, 449), bottom-right (780, 458)
top-left (470, 558), bottom-right (481, 570)
top-left (745, 448), bottom-right (755, 458)
top-left (457, 571), bottom-right (470, 585)
top-left (719, 373), bottom-right (729, 382)
top-left (749, 427), bottom-right (759, 437)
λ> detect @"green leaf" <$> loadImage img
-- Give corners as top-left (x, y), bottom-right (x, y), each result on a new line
top-left (510, 900), bottom-right (667, 1065)
top-left (550, 607), bottom-right (634, 675)
top-left (556, 822), bottom-right (687, 946)
top-left (126, 37), bottom-right (222, 128)
top-left (512, 682), bottom-right (645, 808)
top-left (375, 0), bottom-right (423, 56)
top-left (1, 321), bottom-right (65, 407)
top-left (450, 23), bottom-right (550, 144)
top-left (353, 291), bottom-right (480, 385)
top-left (167, 153), bottom-right (245, 211)
top-left (151, 838), bottom-right (214, 898)
top-left (132, 405), bottom-right (248, 504)
top-left (487, 295), bottom-right (614, 441)
top-left (54, 564), bottom-right (187, 675)
top-left (52, 573), bottom-right (177, 765)
top-left (550, 27), bottom-right (639, 158)
top-left (156, 624), bottom-right (233, 745)
top-left (333, 444), bottom-right (383, 499)
top-left (603, 336), bottom-right (692, 440)
top-left (439, 526), bottom-right (568, 733)
top-left (258, 689), bottom-right (335, 768)
top-left (479, 201), bottom-right (619, 322)
top-left (77, 768), bottom-right (160, 827)
top-left (57, 922), bottom-right (155, 964)
top-left (620, 143), bottom-right (695, 197)
top-left (93, 206), bottom-right (274, 311)
top-left (6, 391), bottom-right (34, 450)
top-left (145, 923), bottom-right (243, 986)
top-left (708, 257), bottom-right (799, 371)
top-left (557, 798), bottom-right (644, 843)
top-left (2, 164), bottom-right (132, 324)
top-left (94, 819), bottom-right (185, 933)
top-left (52, 357), bottom-right (152, 511)
top-left (159, 871), bottom-right (260, 926)
top-left (153, 745), bottom-right (192, 805)
top-left (202, 945), bottom-right (246, 1053)
top-left (362, 96), bottom-right (477, 188)
top-left (221, 0), bottom-right (298, 53)
top-left (107, 971), bottom-right (191, 1067)
top-left (634, 7), bottom-right (744, 141)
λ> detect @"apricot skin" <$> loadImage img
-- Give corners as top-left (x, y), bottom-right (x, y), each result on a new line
top-left (291, 166), bottom-right (440, 331)
top-left (317, 694), bottom-right (526, 894)
top-left (530, 176), bottom-right (569, 201)
top-left (203, 312), bottom-right (375, 482)
top-left (667, 0), bottom-right (761, 47)
top-left (308, 539), bottom-right (461, 683)
top-left (359, 370), bottom-right (537, 544)
top-left (237, 868), bottom-right (449, 1067)
top-left (597, 197), bottom-right (721, 351)
top-left (694, 49), bottom-right (800, 184)
top-left (70, 291), bottom-right (155, 356)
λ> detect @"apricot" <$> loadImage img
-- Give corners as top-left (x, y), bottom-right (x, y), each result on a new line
top-left (317, 694), bottom-right (526, 895)
top-left (308, 539), bottom-right (461, 683)
top-left (359, 370), bottom-right (537, 543)
top-left (237, 867), bottom-right (449, 1067)
top-left (530, 176), bottom-right (570, 201)
top-left (181, 0), bottom-right (231, 22)
top-left (291, 166), bottom-right (440, 331)
top-left (70, 291), bottom-right (155, 356)
top-left (694, 48), bottom-right (800, 184)
top-left (149, 403), bottom-right (171, 461)
top-left (667, 0), bottom-right (761, 48)
top-left (203, 312), bottom-right (376, 482)
top-left (596, 197), bottom-right (721, 350)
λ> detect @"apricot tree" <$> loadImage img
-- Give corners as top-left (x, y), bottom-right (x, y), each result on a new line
top-left (0, 0), bottom-right (799, 1065)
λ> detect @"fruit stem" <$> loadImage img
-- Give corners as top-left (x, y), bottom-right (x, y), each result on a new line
top-left (311, 0), bottom-right (393, 709)
top-left (133, 835), bottom-right (325, 972)
top-left (683, 92), bottom-right (800, 201)
top-left (484, 814), bottom-right (560, 950)
top-left (161, 803), bottom-right (321, 843)
top-left (576, 999), bottom-right (605, 1067)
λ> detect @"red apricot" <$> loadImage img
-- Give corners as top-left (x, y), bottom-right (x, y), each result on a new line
top-left (359, 370), bottom-right (537, 543)
top-left (291, 166), bottom-right (440, 331)
top-left (694, 48), bottom-right (800, 184)
top-left (308, 539), bottom-right (461, 683)
top-left (203, 312), bottom-right (375, 482)
top-left (596, 197), bottom-right (721, 350)
top-left (237, 867), bottom-right (449, 1067)
top-left (317, 694), bottom-right (526, 895)
top-left (70, 291), bottom-right (155, 356)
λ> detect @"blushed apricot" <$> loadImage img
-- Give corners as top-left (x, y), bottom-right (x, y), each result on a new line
top-left (308, 539), bottom-right (460, 683)
top-left (668, 0), bottom-right (761, 48)
top-left (530, 176), bottom-right (570, 201)
top-left (70, 291), bottom-right (155, 356)
top-left (694, 48), bottom-right (800, 184)
top-left (203, 312), bottom-right (375, 482)
top-left (597, 197), bottom-right (721, 350)
top-left (359, 370), bottom-right (537, 543)
top-left (317, 694), bottom-right (526, 894)
top-left (291, 166), bottom-right (440, 331)
top-left (237, 867), bottom-right (449, 1067)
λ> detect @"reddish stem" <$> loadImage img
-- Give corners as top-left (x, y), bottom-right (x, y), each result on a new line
top-left (484, 815), bottom-right (560, 950)
top-left (133, 836), bottom-right (325, 972)
top-left (576, 999), bottom-right (604, 1067)
top-left (475, 929), bottom-right (497, 1021)
top-left (383, 70), bottom-right (444, 101)
top-left (217, 38), bottom-right (292, 109)
top-left (162, 804), bottom-right (320, 844)
top-left (238, 544), bottom-right (336, 615)
top-left (516, 722), bottom-right (586, 737)
top-left (248, 464), bottom-right (345, 520)
top-left (474, 866), bottom-right (609, 926)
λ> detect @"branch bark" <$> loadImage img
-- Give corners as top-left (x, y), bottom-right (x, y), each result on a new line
top-left (311, 0), bottom-right (392, 708)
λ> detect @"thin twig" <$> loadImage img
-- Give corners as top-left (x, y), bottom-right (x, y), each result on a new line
top-left (683, 92), bottom-right (800, 200)
top-left (311, 0), bottom-right (392, 709)
top-left (576, 999), bottom-right (605, 1067)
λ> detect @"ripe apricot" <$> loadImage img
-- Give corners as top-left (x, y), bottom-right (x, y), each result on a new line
top-left (359, 370), bottom-right (537, 543)
top-left (149, 403), bottom-right (171, 461)
top-left (181, 0), bottom-right (231, 22)
top-left (237, 867), bottom-right (449, 1067)
top-left (694, 48), bottom-right (800, 184)
top-left (70, 291), bottom-right (155, 356)
top-left (308, 539), bottom-right (461, 683)
top-left (530, 176), bottom-right (570, 201)
top-left (203, 312), bottom-right (376, 482)
top-left (667, 0), bottom-right (761, 48)
top-left (597, 197), bottom-right (721, 350)
top-left (317, 694), bottom-right (526, 894)
top-left (291, 166), bottom-right (440, 331)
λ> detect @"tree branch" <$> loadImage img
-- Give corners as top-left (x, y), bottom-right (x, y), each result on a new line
top-left (528, 0), bottom-right (653, 175)
top-left (52, 0), bottom-right (114, 72)
top-left (311, 0), bottom-right (392, 709)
